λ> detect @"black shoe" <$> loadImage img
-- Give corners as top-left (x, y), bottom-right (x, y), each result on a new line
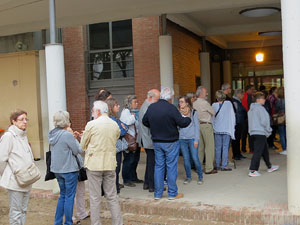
top-left (205, 169), bottom-right (218, 174)
top-left (241, 149), bottom-right (246, 153)
top-left (124, 182), bottom-right (136, 187)
top-left (143, 184), bottom-right (149, 190)
top-left (119, 184), bottom-right (124, 189)
top-left (239, 154), bottom-right (246, 159)
top-left (221, 167), bottom-right (232, 171)
top-left (149, 188), bottom-right (154, 193)
top-left (133, 179), bottom-right (144, 183)
top-left (233, 157), bottom-right (241, 160)
top-left (272, 146), bottom-right (278, 150)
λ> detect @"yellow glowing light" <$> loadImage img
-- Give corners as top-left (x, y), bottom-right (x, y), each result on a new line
top-left (256, 53), bottom-right (264, 62)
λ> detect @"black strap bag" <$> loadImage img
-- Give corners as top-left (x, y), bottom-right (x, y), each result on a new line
top-left (45, 146), bottom-right (56, 181)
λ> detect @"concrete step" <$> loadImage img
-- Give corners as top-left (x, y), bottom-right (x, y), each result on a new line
top-left (100, 210), bottom-right (236, 225)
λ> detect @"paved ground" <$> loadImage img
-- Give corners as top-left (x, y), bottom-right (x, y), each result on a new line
top-left (33, 147), bottom-right (287, 208)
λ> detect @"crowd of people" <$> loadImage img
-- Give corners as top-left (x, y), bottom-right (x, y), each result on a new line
top-left (0, 83), bottom-right (286, 225)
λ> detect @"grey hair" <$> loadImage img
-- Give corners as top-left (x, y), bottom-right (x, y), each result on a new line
top-left (195, 86), bottom-right (206, 97)
top-left (124, 95), bottom-right (137, 109)
top-left (215, 90), bottom-right (226, 102)
top-left (234, 89), bottom-right (244, 97)
top-left (221, 83), bottom-right (230, 91)
top-left (186, 92), bottom-right (195, 99)
top-left (160, 86), bottom-right (174, 100)
top-left (147, 90), bottom-right (156, 98)
top-left (93, 100), bottom-right (108, 114)
top-left (53, 111), bottom-right (70, 128)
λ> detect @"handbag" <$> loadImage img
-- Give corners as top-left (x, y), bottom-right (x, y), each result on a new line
top-left (124, 125), bottom-right (138, 152)
top-left (273, 113), bottom-right (286, 125)
top-left (14, 163), bottom-right (41, 187)
top-left (116, 138), bottom-right (128, 153)
top-left (75, 156), bottom-right (87, 182)
top-left (45, 147), bottom-right (56, 181)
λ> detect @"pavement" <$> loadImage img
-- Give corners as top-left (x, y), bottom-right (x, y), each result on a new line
top-left (34, 148), bottom-right (287, 209)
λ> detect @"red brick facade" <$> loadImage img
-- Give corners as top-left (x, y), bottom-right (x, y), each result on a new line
top-left (63, 26), bottom-right (89, 132)
top-left (62, 18), bottom-right (203, 127)
top-left (132, 17), bottom-right (161, 102)
top-left (168, 21), bottom-right (202, 96)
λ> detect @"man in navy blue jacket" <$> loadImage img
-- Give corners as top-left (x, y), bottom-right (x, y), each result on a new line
top-left (142, 87), bottom-right (191, 200)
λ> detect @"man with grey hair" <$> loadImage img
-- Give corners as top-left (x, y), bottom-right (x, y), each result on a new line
top-left (143, 86), bottom-right (191, 200)
top-left (193, 86), bottom-right (217, 174)
top-left (232, 89), bottom-right (247, 160)
top-left (137, 89), bottom-right (160, 192)
top-left (81, 100), bottom-right (123, 225)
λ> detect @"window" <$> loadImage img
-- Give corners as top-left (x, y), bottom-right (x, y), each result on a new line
top-left (87, 20), bottom-right (134, 80)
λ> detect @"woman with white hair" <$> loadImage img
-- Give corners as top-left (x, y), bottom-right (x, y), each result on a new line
top-left (120, 95), bottom-right (143, 187)
top-left (49, 111), bottom-right (83, 225)
top-left (212, 90), bottom-right (236, 171)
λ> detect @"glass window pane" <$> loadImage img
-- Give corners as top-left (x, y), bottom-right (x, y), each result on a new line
top-left (89, 23), bottom-right (110, 50)
top-left (112, 50), bottom-right (133, 78)
top-left (112, 20), bottom-right (133, 48)
top-left (90, 52), bottom-right (111, 80)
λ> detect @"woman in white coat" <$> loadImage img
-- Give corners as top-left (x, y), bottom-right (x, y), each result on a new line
top-left (0, 110), bottom-right (36, 225)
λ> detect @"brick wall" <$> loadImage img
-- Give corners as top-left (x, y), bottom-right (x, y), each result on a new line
top-left (167, 21), bottom-right (202, 96)
top-left (132, 17), bottom-right (161, 103)
top-left (63, 26), bottom-right (89, 132)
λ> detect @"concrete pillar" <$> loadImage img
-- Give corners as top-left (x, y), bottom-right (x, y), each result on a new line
top-left (281, 0), bottom-right (300, 215)
top-left (159, 35), bottom-right (174, 90)
top-left (223, 60), bottom-right (232, 86)
top-left (45, 44), bottom-right (67, 130)
top-left (200, 52), bottom-right (211, 102)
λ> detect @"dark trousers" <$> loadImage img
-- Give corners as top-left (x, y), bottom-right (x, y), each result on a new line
top-left (132, 147), bottom-right (141, 181)
top-left (144, 148), bottom-right (155, 189)
top-left (241, 120), bottom-right (254, 152)
top-left (249, 135), bottom-right (272, 171)
top-left (267, 125), bottom-right (277, 147)
top-left (122, 147), bottom-right (141, 183)
top-left (115, 152), bottom-right (122, 192)
top-left (232, 123), bottom-right (243, 158)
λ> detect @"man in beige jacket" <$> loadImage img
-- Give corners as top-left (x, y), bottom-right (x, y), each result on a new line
top-left (81, 100), bottom-right (122, 225)
top-left (193, 86), bottom-right (217, 174)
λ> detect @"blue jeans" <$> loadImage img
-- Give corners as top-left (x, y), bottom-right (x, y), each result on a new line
top-left (214, 134), bottom-right (231, 169)
top-left (179, 139), bottom-right (203, 180)
top-left (54, 172), bottom-right (78, 225)
top-left (278, 125), bottom-right (286, 150)
top-left (153, 141), bottom-right (180, 198)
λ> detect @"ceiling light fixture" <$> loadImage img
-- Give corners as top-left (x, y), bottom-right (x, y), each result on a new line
top-left (258, 31), bottom-right (282, 36)
top-left (239, 7), bottom-right (280, 18)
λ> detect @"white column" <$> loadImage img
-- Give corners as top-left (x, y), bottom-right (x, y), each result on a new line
top-left (200, 52), bottom-right (211, 102)
top-left (45, 44), bottom-right (67, 130)
top-left (281, 0), bottom-right (300, 215)
top-left (223, 60), bottom-right (232, 86)
top-left (159, 35), bottom-right (174, 90)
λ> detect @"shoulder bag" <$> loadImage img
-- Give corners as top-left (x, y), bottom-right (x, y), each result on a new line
top-left (124, 125), bottom-right (138, 152)
top-left (45, 146), bottom-right (56, 181)
top-left (75, 155), bottom-right (87, 182)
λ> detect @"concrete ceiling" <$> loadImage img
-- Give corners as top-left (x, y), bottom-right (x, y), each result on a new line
top-left (0, 0), bottom-right (281, 49)
top-left (168, 2), bottom-right (282, 49)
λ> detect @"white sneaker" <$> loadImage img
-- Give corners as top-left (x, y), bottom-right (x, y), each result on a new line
top-left (268, 165), bottom-right (279, 173)
top-left (280, 150), bottom-right (287, 155)
top-left (248, 171), bottom-right (261, 177)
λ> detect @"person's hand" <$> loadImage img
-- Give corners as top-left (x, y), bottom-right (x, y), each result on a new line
top-left (121, 123), bottom-right (127, 130)
top-left (194, 142), bottom-right (198, 149)
top-left (73, 131), bottom-right (80, 139)
top-left (79, 130), bottom-right (85, 138)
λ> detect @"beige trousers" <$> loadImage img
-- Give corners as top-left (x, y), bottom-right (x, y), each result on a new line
top-left (198, 123), bottom-right (215, 173)
top-left (87, 169), bottom-right (123, 225)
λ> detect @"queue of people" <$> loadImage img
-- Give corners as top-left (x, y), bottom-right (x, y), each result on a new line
top-left (0, 83), bottom-right (285, 225)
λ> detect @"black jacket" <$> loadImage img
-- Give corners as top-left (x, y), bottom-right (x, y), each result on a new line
top-left (232, 97), bottom-right (247, 124)
top-left (142, 99), bottom-right (191, 142)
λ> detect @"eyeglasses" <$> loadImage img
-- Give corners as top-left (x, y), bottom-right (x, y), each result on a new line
top-left (17, 118), bottom-right (29, 122)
